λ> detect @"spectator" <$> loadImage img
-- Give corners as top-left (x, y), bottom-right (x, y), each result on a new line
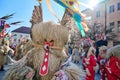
top-left (105, 45), bottom-right (120, 80)
top-left (83, 45), bottom-right (97, 80)
top-left (68, 46), bottom-right (73, 56)
top-left (98, 46), bottom-right (107, 80)
top-left (95, 35), bottom-right (108, 58)
top-left (73, 46), bottom-right (80, 63)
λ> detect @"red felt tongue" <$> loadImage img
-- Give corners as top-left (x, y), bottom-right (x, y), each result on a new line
top-left (39, 52), bottom-right (49, 76)
top-left (69, 1), bottom-right (74, 5)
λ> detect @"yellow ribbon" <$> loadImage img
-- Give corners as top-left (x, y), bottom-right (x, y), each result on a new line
top-left (46, 0), bottom-right (60, 22)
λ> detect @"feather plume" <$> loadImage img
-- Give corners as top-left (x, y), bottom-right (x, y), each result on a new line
top-left (10, 21), bottom-right (22, 25)
top-left (0, 13), bottom-right (15, 20)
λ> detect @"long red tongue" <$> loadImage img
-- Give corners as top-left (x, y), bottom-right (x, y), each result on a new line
top-left (39, 51), bottom-right (49, 76)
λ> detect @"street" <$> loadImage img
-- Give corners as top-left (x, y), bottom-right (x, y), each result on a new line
top-left (0, 70), bottom-right (6, 80)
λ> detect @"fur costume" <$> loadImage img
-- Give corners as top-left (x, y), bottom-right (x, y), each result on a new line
top-left (4, 22), bottom-right (84, 80)
top-left (99, 46), bottom-right (107, 59)
top-left (15, 41), bottom-right (34, 60)
top-left (98, 46), bottom-right (107, 80)
top-left (51, 56), bottom-right (85, 80)
top-left (106, 45), bottom-right (120, 59)
top-left (82, 46), bottom-right (98, 80)
top-left (0, 38), bottom-right (14, 67)
top-left (105, 45), bottom-right (120, 80)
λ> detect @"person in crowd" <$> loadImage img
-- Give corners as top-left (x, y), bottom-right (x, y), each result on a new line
top-left (82, 44), bottom-right (97, 80)
top-left (0, 39), bottom-right (14, 70)
top-left (105, 45), bottom-right (120, 80)
top-left (0, 40), bottom-right (6, 70)
top-left (72, 45), bottom-right (80, 63)
top-left (95, 35), bottom-right (108, 58)
top-left (18, 35), bottom-right (23, 43)
top-left (68, 46), bottom-right (73, 56)
top-left (98, 46), bottom-right (107, 80)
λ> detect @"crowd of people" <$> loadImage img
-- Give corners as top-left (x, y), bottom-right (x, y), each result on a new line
top-left (0, 35), bottom-right (30, 71)
top-left (67, 34), bottom-right (120, 80)
top-left (0, 33), bottom-right (120, 80)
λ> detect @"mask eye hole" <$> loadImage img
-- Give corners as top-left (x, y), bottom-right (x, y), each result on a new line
top-left (50, 40), bottom-right (54, 42)
top-left (44, 39), bottom-right (47, 42)
top-left (50, 40), bottom-right (54, 46)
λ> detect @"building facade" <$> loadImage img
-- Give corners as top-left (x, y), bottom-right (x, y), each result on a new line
top-left (82, 0), bottom-right (120, 34)
top-left (11, 26), bottom-right (31, 45)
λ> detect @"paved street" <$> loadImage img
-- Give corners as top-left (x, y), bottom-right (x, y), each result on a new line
top-left (0, 70), bottom-right (6, 80)
top-left (0, 65), bottom-right (10, 80)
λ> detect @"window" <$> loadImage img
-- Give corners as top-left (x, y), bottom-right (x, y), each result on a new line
top-left (118, 21), bottom-right (120, 32)
top-left (109, 5), bottom-right (114, 13)
top-left (109, 22), bottom-right (114, 32)
top-left (96, 11), bottom-right (100, 18)
top-left (118, 3), bottom-right (120, 11)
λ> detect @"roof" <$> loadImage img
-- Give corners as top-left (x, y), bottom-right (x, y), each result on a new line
top-left (12, 26), bottom-right (31, 34)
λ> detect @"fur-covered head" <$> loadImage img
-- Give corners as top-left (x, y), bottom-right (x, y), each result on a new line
top-left (15, 40), bottom-right (34, 59)
top-left (87, 47), bottom-right (96, 57)
top-left (62, 62), bottom-right (85, 80)
top-left (0, 38), bottom-right (9, 46)
top-left (31, 21), bottom-right (69, 48)
top-left (0, 38), bottom-right (11, 54)
top-left (107, 45), bottom-right (120, 59)
top-left (99, 46), bottom-right (107, 58)
top-left (52, 62), bottom-right (85, 80)
top-left (83, 42), bottom-right (96, 57)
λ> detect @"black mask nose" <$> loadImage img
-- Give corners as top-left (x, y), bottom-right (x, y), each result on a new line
top-left (46, 46), bottom-right (49, 50)
top-left (44, 45), bottom-right (49, 50)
